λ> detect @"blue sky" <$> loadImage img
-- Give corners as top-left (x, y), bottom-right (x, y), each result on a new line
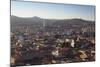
top-left (11, 1), bottom-right (95, 21)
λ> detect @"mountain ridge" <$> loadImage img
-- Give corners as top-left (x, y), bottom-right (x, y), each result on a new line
top-left (11, 15), bottom-right (94, 22)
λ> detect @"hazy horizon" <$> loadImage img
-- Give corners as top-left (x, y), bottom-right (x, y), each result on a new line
top-left (11, 15), bottom-right (95, 22)
top-left (11, 1), bottom-right (95, 21)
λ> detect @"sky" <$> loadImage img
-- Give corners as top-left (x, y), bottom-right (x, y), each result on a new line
top-left (11, 1), bottom-right (95, 21)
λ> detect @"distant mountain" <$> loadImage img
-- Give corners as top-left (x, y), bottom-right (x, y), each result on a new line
top-left (11, 15), bottom-right (43, 26)
top-left (11, 15), bottom-right (95, 28)
top-left (11, 15), bottom-right (42, 22)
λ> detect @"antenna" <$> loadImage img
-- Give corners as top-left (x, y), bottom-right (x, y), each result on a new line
top-left (42, 19), bottom-right (46, 32)
top-left (43, 19), bottom-right (46, 27)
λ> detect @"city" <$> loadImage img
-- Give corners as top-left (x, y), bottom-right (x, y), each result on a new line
top-left (11, 16), bottom-right (95, 66)
top-left (11, 1), bottom-right (95, 66)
